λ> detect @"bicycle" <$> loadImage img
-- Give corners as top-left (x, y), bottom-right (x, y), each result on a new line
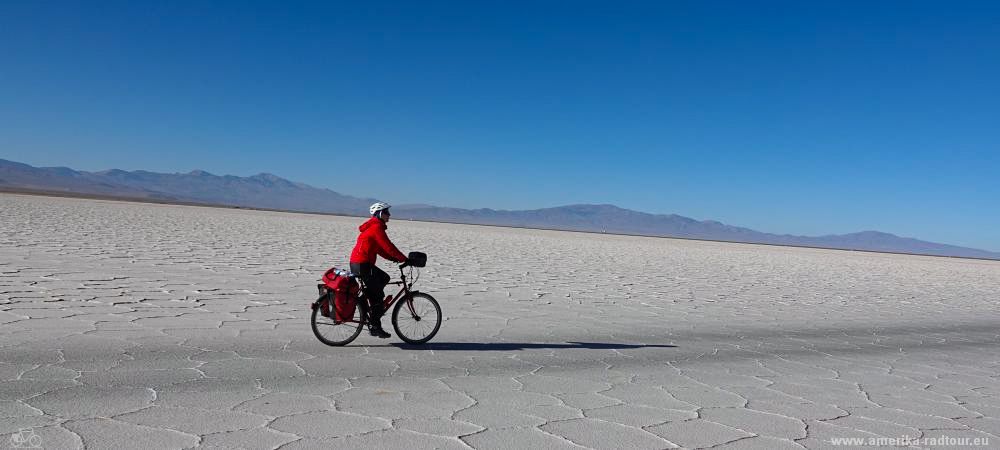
top-left (310, 252), bottom-right (441, 346)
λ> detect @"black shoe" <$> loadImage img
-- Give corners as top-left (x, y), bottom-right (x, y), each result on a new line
top-left (369, 326), bottom-right (391, 339)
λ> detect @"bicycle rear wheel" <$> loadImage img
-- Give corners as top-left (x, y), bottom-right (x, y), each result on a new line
top-left (311, 294), bottom-right (365, 346)
top-left (391, 292), bottom-right (441, 345)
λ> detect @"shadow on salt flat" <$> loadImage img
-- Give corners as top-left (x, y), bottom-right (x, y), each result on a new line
top-left (390, 341), bottom-right (678, 351)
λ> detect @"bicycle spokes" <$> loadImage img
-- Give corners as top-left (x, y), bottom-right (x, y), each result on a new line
top-left (310, 297), bottom-right (365, 346)
top-left (392, 293), bottom-right (441, 344)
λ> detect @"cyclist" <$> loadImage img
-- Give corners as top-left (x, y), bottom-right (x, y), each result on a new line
top-left (350, 202), bottom-right (407, 338)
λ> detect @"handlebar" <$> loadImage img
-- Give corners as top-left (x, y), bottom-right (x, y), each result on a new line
top-left (398, 252), bottom-right (426, 278)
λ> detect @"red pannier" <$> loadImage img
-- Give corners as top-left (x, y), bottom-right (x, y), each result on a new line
top-left (322, 268), bottom-right (360, 322)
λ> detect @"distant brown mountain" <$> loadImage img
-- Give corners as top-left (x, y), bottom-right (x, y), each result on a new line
top-left (392, 204), bottom-right (1000, 259)
top-left (0, 159), bottom-right (376, 215)
top-left (2, 158), bottom-right (997, 260)
top-left (0, 159), bottom-right (178, 200)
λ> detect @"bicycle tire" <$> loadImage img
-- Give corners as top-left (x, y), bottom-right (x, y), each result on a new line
top-left (391, 292), bottom-right (442, 345)
top-left (311, 293), bottom-right (365, 346)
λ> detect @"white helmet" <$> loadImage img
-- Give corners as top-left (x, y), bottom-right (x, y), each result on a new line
top-left (369, 202), bottom-right (391, 216)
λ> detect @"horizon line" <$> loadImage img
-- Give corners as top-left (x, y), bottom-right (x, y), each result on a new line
top-left (3, 187), bottom-right (998, 263)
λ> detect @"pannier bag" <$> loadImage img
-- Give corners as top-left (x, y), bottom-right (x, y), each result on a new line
top-left (322, 268), bottom-right (360, 322)
top-left (318, 284), bottom-right (332, 317)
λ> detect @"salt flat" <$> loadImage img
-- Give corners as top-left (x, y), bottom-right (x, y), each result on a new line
top-left (1, 193), bottom-right (999, 449)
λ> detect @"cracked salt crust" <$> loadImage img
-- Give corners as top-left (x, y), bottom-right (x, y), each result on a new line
top-left (1, 193), bottom-right (999, 449)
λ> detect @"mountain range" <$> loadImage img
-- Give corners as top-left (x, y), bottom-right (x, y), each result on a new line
top-left (2, 158), bottom-right (997, 260)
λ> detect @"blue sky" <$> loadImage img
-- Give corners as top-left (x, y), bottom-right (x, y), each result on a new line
top-left (1, 1), bottom-right (998, 251)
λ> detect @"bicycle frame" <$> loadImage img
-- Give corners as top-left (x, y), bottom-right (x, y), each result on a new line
top-left (348, 264), bottom-right (421, 324)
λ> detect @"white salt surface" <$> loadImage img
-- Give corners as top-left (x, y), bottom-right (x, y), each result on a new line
top-left (1, 193), bottom-right (999, 449)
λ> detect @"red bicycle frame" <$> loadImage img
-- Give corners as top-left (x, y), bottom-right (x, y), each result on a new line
top-left (360, 264), bottom-right (420, 322)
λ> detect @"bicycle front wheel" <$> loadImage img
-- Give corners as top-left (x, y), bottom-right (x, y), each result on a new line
top-left (391, 292), bottom-right (441, 345)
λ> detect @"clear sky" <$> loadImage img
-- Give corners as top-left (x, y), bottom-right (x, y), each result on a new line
top-left (1, 1), bottom-right (998, 251)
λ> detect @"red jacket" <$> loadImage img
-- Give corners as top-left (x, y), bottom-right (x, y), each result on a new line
top-left (350, 217), bottom-right (407, 264)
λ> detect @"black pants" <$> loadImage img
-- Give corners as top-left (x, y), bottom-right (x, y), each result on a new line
top-left (350, 263), bottom-right (390, 323)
